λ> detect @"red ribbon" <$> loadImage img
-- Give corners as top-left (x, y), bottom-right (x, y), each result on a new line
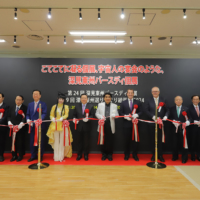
top-left (34, 119), bottom-right (42, 146)
top-left (18, 110), bottom-right (25, 119)
top-left (157, 117), bottom-right (165, 143)
top-left (98, 119), bottom-right (105, 145)
top-left (11, 125), bottom-right (19, 151)
top-left (55, 120), bottom-right (57, 131)
top-left (74, 119), bottom-right (78, 130)
top-left (0, 108), bottom-right (5, 119)
top-left (9, 125), bottom-right (13, 137)
top-left (132, 118), bottom-right (139, 142)
top-left (182, 111), bottom-right (188, 149)
top-left (62, 120), bottom-right (70, 146)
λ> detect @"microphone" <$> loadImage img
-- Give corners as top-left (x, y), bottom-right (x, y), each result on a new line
top-left (85, 109), bottom-right (89, 118)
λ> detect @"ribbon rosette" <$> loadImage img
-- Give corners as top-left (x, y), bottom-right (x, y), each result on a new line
top-left (18, 110), bottom-right (25, 118)
top-left (98, 119), bottom-right (105, 145)
top-left (157, 102), bottom-right (165, 112)
top-left (34, 119), bottom-right (42, 146)
top-left (0, 108), bottom-right (5, 119)
top-left (62, 120), bottom-right (71, 146)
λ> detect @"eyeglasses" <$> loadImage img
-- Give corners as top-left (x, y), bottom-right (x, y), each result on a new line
top-left (152, 91), bottom-right (159, 93)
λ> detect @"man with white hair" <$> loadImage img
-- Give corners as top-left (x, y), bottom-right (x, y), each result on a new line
top-left (144, 86), bottom-right (169, 162)
top-left (169, 96), bottom-right (190, 163)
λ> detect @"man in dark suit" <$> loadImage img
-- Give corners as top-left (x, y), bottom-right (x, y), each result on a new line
top-left (188, 95), bottom-right (200, 161)
top-left (144, 86), bottom-right (169, 162)
top-left (0, 92), bottom-right (9, 162)
top-left (7, 95), bottom-right (27, 162)
top-left (169, 96), bottom-right (190, 163)
top-left (26, 90), bottom-right (47, 162)
top-left (73, 94), bottom-right (94, 161)
top-left (119, 89), bottom-right (143, 161)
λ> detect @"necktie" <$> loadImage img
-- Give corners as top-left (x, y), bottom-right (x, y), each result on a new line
top-left (130, 100), bottom-right (133, 110)
top-left (196, 106), bottom-right (199, 117)
top-left (177, 106), bottom-right (180, 118)
top-left (155, 98), bottom-right (158, 106)
top-left (16, 106), bottom-right (19, 116)
top-left (34, 102), bottom-right (37, 112)
top-left (82, 104), bottom-right (85, 115)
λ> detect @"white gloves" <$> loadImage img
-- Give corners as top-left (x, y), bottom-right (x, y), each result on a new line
top-left (83, 118), bottom-right (89, 122)
top-left (100, 116), bottom-right (106, 120)
top-left (132, 114), bottom-right (139, 119)
top-left (27, 119), bottom-right (33, 126)
top-left (186, 120), bottom-right (190, 126)
top-left (18, 122), bottom-right (24, 129)
top-left (124, 115), bottom-right (131, 121)
top-left (59, 117), bottom-right (63, 122)
top-left (111, 114), bottom-right (116, 118)
top-left (52, 117), bottom-right (56, 122)
top-left (8, 121), bottom-right (13, 126)
top-left (152, 116), bottom-right (156, 121)
top-left (194, 120), bottom-right (200, 125)
top-left (73, 118), bottom-right (79, 124)
top-left (163, 116), bottom-right (167, 121)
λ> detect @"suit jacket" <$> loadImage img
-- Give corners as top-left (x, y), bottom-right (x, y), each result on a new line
top-left (26, 100), bottom-right (47, 130)
top-left (188, 103), bottom-right (200, 123)
top-left (119, 99), bottom-right (143, 128)
top-left (0, 102), bottom-right (9, 127)
top-left (169, 105), bottom-right (190, 123)
top-left (95, 102), bottom-right (119, 134)
top-left (7, 104), bottom-right (27, 133)
top-left (144, 96), bottom-right (169, 122)
top-left (73, 103), bottom-right (94, 132)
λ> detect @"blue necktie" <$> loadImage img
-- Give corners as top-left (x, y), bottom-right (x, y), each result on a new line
top-left (82, 104), bottom-right (85, 115)
top-left (177, 106), bottom-right (180, 118)
top-left (16, 106), bottom-right (19, 116)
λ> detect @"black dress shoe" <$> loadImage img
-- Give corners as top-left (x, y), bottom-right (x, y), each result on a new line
top-left (76, 154), bottom-right (82, 161)
top-left (133, 154), bottom-right (139, 161)
top-left (10, 156), bottom-right (18, 162)
top-left (28, 157), bottom-right (37, 162)
top-left (84, 154), bottom-right (88, 161)
top-left (124, 155), bottom-right (129, 161)
top-left (101, 154), bottom-right (107, 161)
top-left (151, 155), bottom-right (155, 161)
top-left (182, 159), bottom-right (187, 164)
top-left (158, 156), bottom-right (165, 162)
top-left (17, 156), bottom-right (23, 162)
top-left (197, 157), bottom-right (200, 161)
top-left (191, 155), bottom-right (196, 161)
top-left (107, 155), bottom-right (113, 161)
top-left (0, 156), bottom-right (4, 162)
top-left (172, 157), bottom-right (178, 161)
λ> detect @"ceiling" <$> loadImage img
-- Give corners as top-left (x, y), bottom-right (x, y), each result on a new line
top-left (1, 0), bottom-right (200, 58)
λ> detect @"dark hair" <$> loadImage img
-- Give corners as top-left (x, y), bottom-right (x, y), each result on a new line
top-left (191, 95), bottom-right (200, 100)
top-left (127, 89), bottom-right (134, 93)
top-left (16, 95), bottom-right (24, 100)
top-left (0, 93), bottom-right (4, 98)
top-left (33, 90), bottom-right (41, 95)
top-left (54, 99), bottom-right (66, 118)
top-left (103, 92), bottom-right (112, 98)
top-left (81, 93), bottom-right (88, 98)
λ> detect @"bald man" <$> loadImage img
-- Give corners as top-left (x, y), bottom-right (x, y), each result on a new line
top-left (144, 87), bottom-right (169, 162)
top-left (169, 96), bottom-right (190, 163)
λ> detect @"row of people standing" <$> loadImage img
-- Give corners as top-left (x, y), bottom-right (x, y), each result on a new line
top-left (0, 88), bottom-right (200, 164)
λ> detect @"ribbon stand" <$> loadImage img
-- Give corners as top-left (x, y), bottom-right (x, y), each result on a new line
top-left (29, 104), bottom-right (50, 170)
top-left (146, 103), bottom-right (166, 169)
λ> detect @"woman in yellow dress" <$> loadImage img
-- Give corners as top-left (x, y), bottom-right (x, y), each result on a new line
top-left (47, 93), bottom-right (73, 162)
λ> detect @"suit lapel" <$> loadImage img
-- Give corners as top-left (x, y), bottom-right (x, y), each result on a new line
top-left (126, 99), bottom-right (132, 112)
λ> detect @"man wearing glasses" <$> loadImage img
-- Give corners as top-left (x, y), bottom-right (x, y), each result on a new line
top-left (144, 87), bottom-right (169, 162)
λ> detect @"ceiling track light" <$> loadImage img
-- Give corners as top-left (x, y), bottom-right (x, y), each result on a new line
top-left (47, 36), bottom-right (50, 44)
top-left (14, 8), bottom-right (17, 20)
top-left (183, 9), bottom-right (187, 19)
top-left (169, 36), bottom-right (172, 45)
top-left (150, 36), bottom-right (152, 45)
top-left (79, 8), bottom-right (82, 20)
top-left (98, 8), bottom-right (101, 20)
top-left (64, 36), bottom-right (66, 44)
top-left (14, 35), bottom-right (16, 43)
top-left (120, 8), bottom-right (125, 19)
top-left (143, 8), bottom-right (145, 19)
top-left (115, 36), bottom-right (117, 44)
top-left (81, 36), bottom-right (84, 44)
top-left (48, 8), bottom-right (52, 19)
top-left (130, 36), bottom-right (133, 44)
